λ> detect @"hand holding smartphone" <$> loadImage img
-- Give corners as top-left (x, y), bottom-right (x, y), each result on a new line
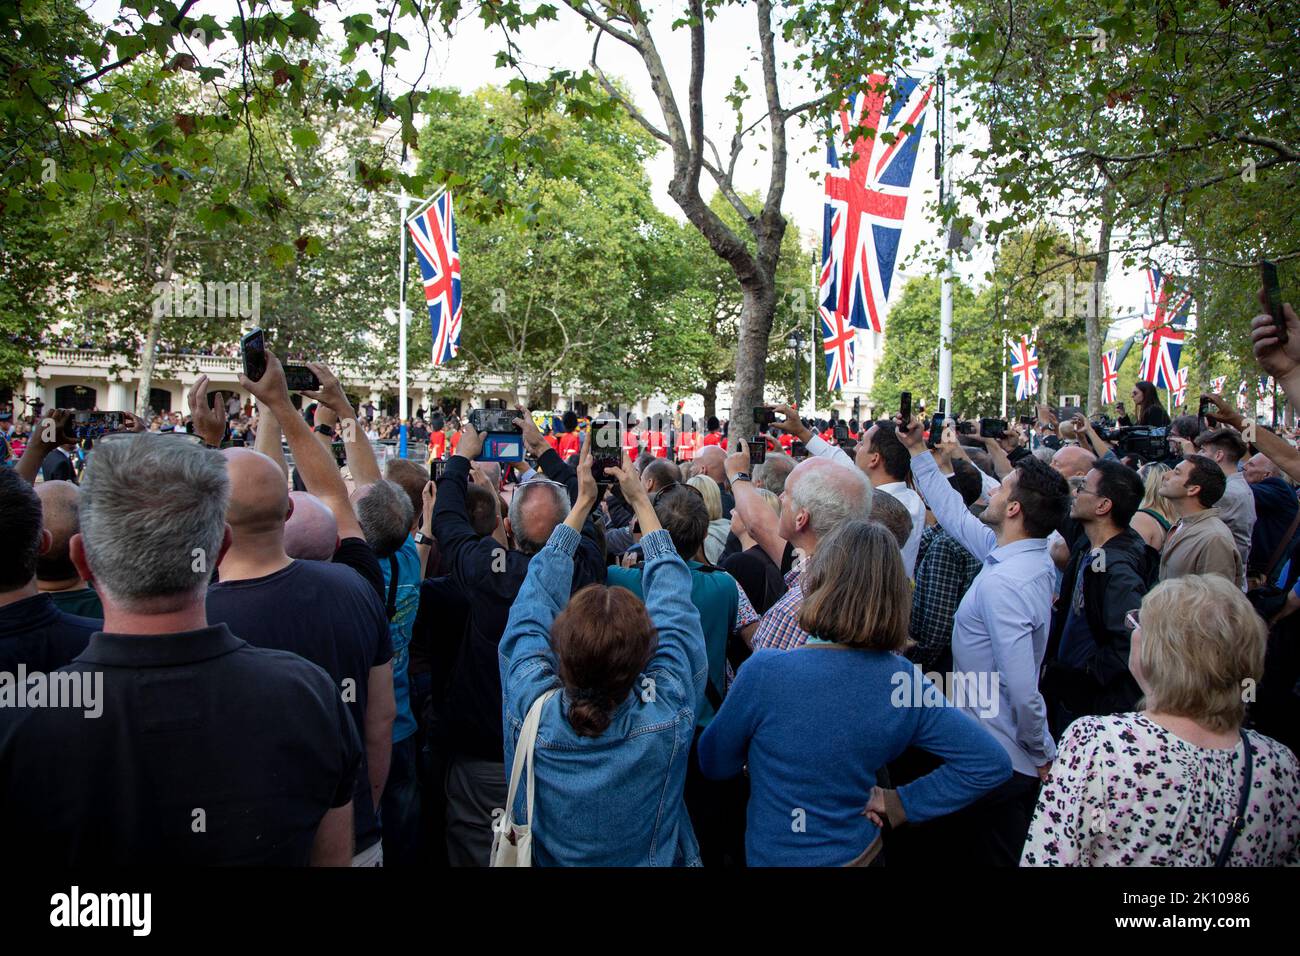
top-left (240, 327), bottom-right (322, 391)
top-left (1261, 260), bottom-right (1288, 345)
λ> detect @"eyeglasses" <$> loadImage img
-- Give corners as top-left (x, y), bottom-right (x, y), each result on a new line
top-left (1125, 609), bottom-right (1141, 632)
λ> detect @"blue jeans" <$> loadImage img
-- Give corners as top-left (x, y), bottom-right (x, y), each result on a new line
top-left (380, 735), bottom-right (421, 866)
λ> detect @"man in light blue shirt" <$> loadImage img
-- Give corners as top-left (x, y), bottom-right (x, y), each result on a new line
top-left (896, 415), bottom-right (1071, 865)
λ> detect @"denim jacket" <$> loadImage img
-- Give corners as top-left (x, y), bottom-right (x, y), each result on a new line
top-left (499, 524), bottom-right (707, 866)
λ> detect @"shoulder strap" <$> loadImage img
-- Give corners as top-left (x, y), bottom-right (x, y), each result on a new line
top-left (385, 554), bottom-right (400, 621)
top-left (503, 688), bottom-right (558, 835)
top-left (1138, 507), bottom-right (1172, 532)
top-left (1262, 507), bottom-right (1300, 583)
top-left (1214, 730), bottom-right (1254, 867)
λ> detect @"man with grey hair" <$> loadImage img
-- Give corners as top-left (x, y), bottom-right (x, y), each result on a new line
top-left (0, 433), bottom-right (360, 865)
top-left (755, 453), bottom-right (795, 496)
top-left (725, 442), bottom-right (874, 651)
top-left (432, 419), bottom-right (605, 865)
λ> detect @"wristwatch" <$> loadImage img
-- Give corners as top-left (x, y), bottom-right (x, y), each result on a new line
top-left (413, 531), bottom-right (434, 547)
top-left (315, 423), bottom-right (336, 438)
top-left (731, 472), bottom-right (753, 484)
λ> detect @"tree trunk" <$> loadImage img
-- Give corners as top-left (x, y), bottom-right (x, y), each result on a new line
top-left (135, 220), bottom-right (179, 419)
top-left (702, 377), bottom-right (719, 421)
top-left (731, 281), bottom-right (777, 420)
top-left (1086, 184), bottom-right (1114, 415)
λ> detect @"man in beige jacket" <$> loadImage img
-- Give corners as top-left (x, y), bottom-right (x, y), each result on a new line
top-left (1158, 454), bottom-right (1244, 587)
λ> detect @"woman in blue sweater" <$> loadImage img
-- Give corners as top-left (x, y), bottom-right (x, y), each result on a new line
top-left (699, 519), bottom-right (1012, 866)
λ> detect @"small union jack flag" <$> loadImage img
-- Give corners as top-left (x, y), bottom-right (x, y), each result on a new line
top-left (1172, 366), bottom-right (1189, 407)
top-left (1101, 348), bottom-right (1119, 403)
top-left (819, 73), bottom-right (932, 340)
top-left (821, 307), bottom-right (857, 391)
top-left (1139, 268), bottom-right (1191, 390)
top-left (408, 191), bottom-right (462, 366)
top-left (1010, 334), bottom-right (1040, 401)
top-left (1238, 380), bottom-right (1249, 409)
top-left (1211, 375), bottom-right (1227, 395)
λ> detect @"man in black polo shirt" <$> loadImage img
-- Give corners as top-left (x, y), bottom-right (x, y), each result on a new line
top-left (0, 468), bottom-right (100, 673)
top-left (0, 433), bottom-right (360, 865)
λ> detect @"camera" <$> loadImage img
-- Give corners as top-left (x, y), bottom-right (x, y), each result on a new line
top-left (1110, 425), bottom-right (1170, 463)
top-left (753, 405), bottom-right (776, 427)
top-left (956, 420), bottom-right (976, 436)
top-left (790, 439), bottom-right (808, 460)
top-left (74, 410), bottom-right (126, 440)
top-left (468, 407), bottom-right (521, 435)
top-left (467, 406), bottom-right (524, 462)
top-left (749, 435), bottom-right (767, 466)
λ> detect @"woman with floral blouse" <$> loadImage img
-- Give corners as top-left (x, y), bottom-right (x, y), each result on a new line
top-left (1023, 574), bottom-right (1300, 866)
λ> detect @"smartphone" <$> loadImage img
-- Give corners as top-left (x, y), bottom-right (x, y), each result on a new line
top-left (980, 417), bottom-right (1008, 439)
top-left (590, 418), bottom-right (622, 483)
top-left (73, 410), bottom-right (125, 439)
top-left (1262, 260), bottom-right (1288, 345)
top-left (899, 391), bottom-right (912, 425)
top-left (790, 439), bottom-right (807, 460)
top-left (1198, 396), bottom-right (1217, 432)
top-left (927, 411), bottom-right (945, 449)
top-left (753, 405), bottom-right (775, 427)
top-left (833, 421), bottom-right (849, 444)
top-left (749, 435), bottom-right (767, 466)
top-left (1019, 415), bottom-right (1034, 426)
top-left (432, 459), bottom-right (448, 482)
top-left (283, 364), bottom-right (321, 392)
top-left (241, 328), bottom-right (267, 382)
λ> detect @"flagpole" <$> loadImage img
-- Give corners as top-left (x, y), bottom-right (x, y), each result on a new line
top-left (936, 70), bottom-right (954, 410)
top-left (808, 257), bottom-right (817, 416)
top-left (397, 186), bottom-right (412, 459)
top-left (1000, 330), bottom-right (1008, 419)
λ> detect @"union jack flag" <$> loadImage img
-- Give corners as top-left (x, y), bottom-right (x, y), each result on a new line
top-left (1211, 375), bottom-right (1227, 395)
top-left (1139, 268), bottom-right (1191, 389)
top-left (1238, 380), bottom-right (1249, 409)
top-left (1101, 348), bottom-right (1119, 403)
top-left (1010, 334), bottom-right (1040, 401)
top-left (819, 72), bottom-right (932, 379)
top-left (1172, 366), bottom-right (1189, 407)
top-left (408, 191), bottom-right (462, 366)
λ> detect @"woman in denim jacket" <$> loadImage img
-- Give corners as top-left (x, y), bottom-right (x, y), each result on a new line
top-left (499, 442), bottom-right (708, 865)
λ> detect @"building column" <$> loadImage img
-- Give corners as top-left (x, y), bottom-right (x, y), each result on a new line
top-left (107, 380), bottom-right (130, 411)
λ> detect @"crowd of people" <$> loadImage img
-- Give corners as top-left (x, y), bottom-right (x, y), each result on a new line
top-left (2, 292), bottom-right (1300, 867)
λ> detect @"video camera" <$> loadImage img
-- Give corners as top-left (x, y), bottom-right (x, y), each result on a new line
top-left (468, 399), bottom-right (524, 463)
top-left (1092, 423), bottom-right (1170, 463)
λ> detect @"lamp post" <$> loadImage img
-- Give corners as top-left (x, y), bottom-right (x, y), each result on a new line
top-left (787, 329), bottom-right (805, 408)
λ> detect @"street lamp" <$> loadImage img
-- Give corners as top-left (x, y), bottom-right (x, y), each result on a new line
top-left (787, 329), bottom-right (805, 409)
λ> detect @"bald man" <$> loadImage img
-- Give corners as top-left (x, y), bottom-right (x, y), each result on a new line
top-left (206, 447), bottom-right (396, 867)
top-left (1243, 452), bottom-right (1300, 583)
top-left (693, 445), bottom-right (734, 517)
top-left (35, 480), bottom-right (104, 619)
top-left (284, 491), bottom-right (339, 561)
top-left (1048, 444), bottom-right (1097, 569)
top-left (724, 451), bottom-right (875, 651)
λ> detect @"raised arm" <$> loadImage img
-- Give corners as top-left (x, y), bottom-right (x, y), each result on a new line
top-left (303, 362), bottom-right (380, 489)
top-left (900, 418), bottom-right (997, 562)
top-left (14, 409), bottom-right (75, 484)
top-left (1204, 392), bottom-right (1300, 484)
top-left (253, 406), bottom-right (289, 482)
top-left (238, 350), bottom-right (364, 541)
top-left (724, 438), bottom-right (788, 567)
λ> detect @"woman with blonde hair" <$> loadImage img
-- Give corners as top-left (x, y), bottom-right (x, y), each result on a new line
top-left (1023, 574), bottom-right (1300, 866)
top-left (699, 519), bottom-right (1011, 866)
top-left (1130, 461), bottom-right (1176, 551)
top-left (688, 473), bottom-right (732, 564)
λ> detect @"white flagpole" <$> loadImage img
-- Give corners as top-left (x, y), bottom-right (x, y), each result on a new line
top-left (1000, 330), bottom-right (1008, 419)
top-left (397, 187), bottom-right (412, 457)
top-left (936, 71), bottom-right (954, 410)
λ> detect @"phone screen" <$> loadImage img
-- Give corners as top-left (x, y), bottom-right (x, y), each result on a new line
top-left (283, 364), bottom-right (321, 392)
top-left (241, 329), bottom-right (267, 382)
top-left (749, 436), bottom-right (767, 466)
top-left (591, 418), bottom-right (622, 483)
top-left (899, 391), bottom-right (912, 424)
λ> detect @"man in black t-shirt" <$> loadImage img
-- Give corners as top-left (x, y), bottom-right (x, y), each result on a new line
top-left (208, 447), bottom-right (395, 865)
top-left (0, 434), bottom-right (360, 864)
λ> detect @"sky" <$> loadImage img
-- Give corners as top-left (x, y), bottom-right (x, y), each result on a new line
top-left (84, 0), bottom-right (1155, 341)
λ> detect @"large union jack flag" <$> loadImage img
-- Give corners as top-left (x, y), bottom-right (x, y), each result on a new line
top-left (1138, 268), bottom-right (1191, 389)
top-left (408, 191), bottom-right (462, 366)
top-left (818, 73), bottom-right (932, 389)
top-left (1101, 348), bottom-right (1119, 403)
top-left (1010, 334), bottom-right (1040, 401)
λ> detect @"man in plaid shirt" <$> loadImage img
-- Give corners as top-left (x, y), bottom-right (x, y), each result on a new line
top-left (723, 445), bottom-right (874, 651)
top-left (909, 459), bottom-right (986, 671)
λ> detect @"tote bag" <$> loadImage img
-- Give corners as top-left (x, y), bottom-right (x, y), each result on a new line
top-left (490, 688), bottom-right (558, 867)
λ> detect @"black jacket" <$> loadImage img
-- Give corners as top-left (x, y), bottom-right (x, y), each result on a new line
top-left (432, 451), bottom-right (605, 762)
top-left (1043, 527), bottom-right (1158, 732)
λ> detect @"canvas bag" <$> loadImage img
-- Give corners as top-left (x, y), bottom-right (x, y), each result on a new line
top-left (491, 689), bottom-right (558, 867)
